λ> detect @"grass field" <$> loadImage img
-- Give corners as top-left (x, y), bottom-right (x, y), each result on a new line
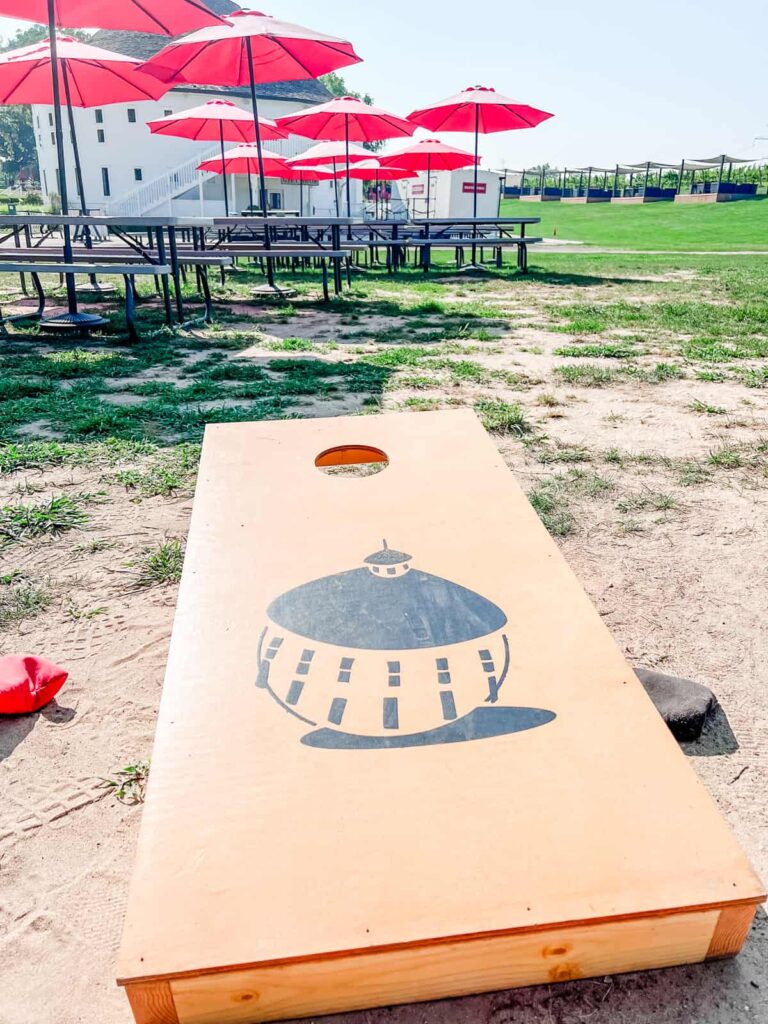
top-left (501, 196), bottom-right (768, 250)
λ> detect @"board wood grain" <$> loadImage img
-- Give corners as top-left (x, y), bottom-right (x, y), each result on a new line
top-left (118, 410), bottom-right (764, 1021)
top-left (170, 909), bottom-right (720, 1024)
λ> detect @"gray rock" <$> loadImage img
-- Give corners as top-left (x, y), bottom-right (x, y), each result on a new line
top-left (635, 667), bottom-right (717, 742)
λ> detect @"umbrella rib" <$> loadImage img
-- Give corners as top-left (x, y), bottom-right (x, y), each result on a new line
top-left (0, 58), bottom-right (44, 104)
top-left (270, 38), bottom-right (315, 80)
top-left (129, 0), bottom-right (173, 35)
top-left (89, 60), bottom-right (162, 100)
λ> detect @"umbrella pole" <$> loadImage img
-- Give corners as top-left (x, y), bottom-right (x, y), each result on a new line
top-left (245, 37), bottom-right (275, 289)
top-left (61, 61), bottom-right (99, 292)
top-left (220, 122), bottom-right (229, 217)
top-left (332, 158), bottom-right (340, 218)
top-left (299, 176), bottom-right (304, 217)
top-left (44, 18), bottom-right (102, 327)
top-left (472, 105), bottom-right (480, 266)
top-left (47, 21), bottom-right (76, 318)
top-left (426, 154), bottom-right (432, 224)
top-left (345, 115), bottom-right (352, 238)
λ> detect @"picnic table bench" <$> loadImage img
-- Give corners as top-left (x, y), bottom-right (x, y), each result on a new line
top-left (0, 247), bottom-right (232, 323)
top-left (409, 216), bottom-right (542, 272)
top-left (0, 262), bottom-right (171, 340)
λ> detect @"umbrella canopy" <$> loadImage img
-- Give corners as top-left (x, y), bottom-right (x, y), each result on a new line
top-left (147, 100), bottom-right (286, 218)
top-left (276, 95), bottom-right (415, 143)
top-left (332, 160), bottom-right (417, 182)
top-left (0, 35), bottom-right (168, 104)
top-left (147, 100), bottom-right (285, 142)
top-left (283, 165), bottom-right (339, 181)
top-left (285, 139), bottom-right (371, 167)
top-left (378, 137), bottom-right (478, 171)
top-left (0, 0), bottom-right (222, 34)
top-left (137, 10), bottom-right (361, 86)
top-left (197, 143), bottom-right (291, 176)
top-left (408, 86), bottom-right (553, 236)
top-left (277, 96), bottom-right (414, 222)
top-left (408, 86), bottom-right (553, 134)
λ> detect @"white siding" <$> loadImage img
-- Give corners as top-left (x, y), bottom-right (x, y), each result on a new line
top-left (32, 90), bottom-right (362, 216)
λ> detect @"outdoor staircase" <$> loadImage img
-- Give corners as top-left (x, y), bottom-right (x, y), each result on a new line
top-left (104, 145), bottom-right (221, 217)
top-left (103, 135), bottom-right (315, 218)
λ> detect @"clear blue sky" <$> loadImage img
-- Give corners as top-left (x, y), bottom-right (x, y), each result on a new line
top-left (1, 1), bottom-right (766, 171)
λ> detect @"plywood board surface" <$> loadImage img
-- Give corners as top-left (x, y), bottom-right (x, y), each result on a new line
top-left (118, 410), bottom-right (763, 986)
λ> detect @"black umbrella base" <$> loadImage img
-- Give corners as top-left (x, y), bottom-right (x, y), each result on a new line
top-left (76, 283), bottom-right (117, 299)
top-left (251, 284), bottom-right (297, 300)
top-left (39, 311), bottom-right (109, 332)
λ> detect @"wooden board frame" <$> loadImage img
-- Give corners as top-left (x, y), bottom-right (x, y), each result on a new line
top-left (118, 411), bottom-right (764, 1024)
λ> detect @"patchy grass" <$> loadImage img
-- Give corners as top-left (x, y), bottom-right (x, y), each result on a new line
top-left (0, 576), bottom-right (51, 629)
top-left (134, 539), bottom-right (185, 587)
top-left (0, 494), bottom-right (90, 544)
top-left (475, 399), bottom-right (532, 436)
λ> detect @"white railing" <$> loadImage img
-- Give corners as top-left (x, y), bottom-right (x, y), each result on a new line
top-left (104, 144), bottom-right (220, 217)
top-left (103, 135), bottom-right (319, 217)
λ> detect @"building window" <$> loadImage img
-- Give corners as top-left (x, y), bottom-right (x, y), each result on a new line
top-left (101, 168), bottom-right (111, 197)
top-left (36, 115), bottom-right (40, 128)
top-left (127, 108), bottom-right (136, 123)
top-left (134, 168), bottom-right (143, 181)
top-left (97, 129), bottom-right (105, 143)
top-left (42, 170), bottom-right (48, 192)
top-left (95, 109), bottom-right (103, 124)
top-left (48, 112), bottom-right (53, 126)
top-left (50, 132), bottom-right (55, 145)
top-left (163, 108), bottom-right (172, 116)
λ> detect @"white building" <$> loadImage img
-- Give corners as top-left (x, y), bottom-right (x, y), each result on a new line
top-left (399, 168), bottom-right (504, 220)
top-left (32, 14), bottom-right (361, 218)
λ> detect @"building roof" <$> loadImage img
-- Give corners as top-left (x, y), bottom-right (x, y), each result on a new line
top-left (90, 0), bottom-right (332, 106)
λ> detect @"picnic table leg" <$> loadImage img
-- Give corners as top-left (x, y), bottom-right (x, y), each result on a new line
top-left (321, 260), bottom-right (329, 302)
top-left (167, 227), bottom-right (185, 325)
top-left (331, 225), bottom-right (342, 294)
top-left (12, 226), bottom-right (27, 296)
top-left (123, 275), bottom-right (139, 342)
top-left (154, 231), bottom-right (174, 328)
top-left (519, 243), bottom-right (529, 274)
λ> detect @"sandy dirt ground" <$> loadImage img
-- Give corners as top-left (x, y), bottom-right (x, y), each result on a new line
top-left (1, 274), bottom-right (767, 1024)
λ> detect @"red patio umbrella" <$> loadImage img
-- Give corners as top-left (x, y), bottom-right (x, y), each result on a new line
top-left (379, 138), bottom-right (477, 220)
top-left (283, 164), bottom-right (339, 216)
top-left (286, 141), bottom-right (372, 218)
top-left (138, 11), bottom-right (362, 220)
top-left (276, 96), bottom-right (415, 222)
top-left (147, 100), bottom-right (286, 216)
top-left (198, 142), bottom-right (291, 214)
top-left (0, 36), bottom-right (167, 214)
top-left (408, 86), bottom-right (553, 224)
top-left (0, 0), bottom-right (222, 326)
top-left (0, 0), bottom-right (221, 33)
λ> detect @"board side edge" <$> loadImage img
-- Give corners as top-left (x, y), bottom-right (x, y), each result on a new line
top-left (706, 903), bottom-right (759, 959)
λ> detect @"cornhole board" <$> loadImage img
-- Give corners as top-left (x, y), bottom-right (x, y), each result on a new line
top-left (117, 409), bottom-right (764, 1024)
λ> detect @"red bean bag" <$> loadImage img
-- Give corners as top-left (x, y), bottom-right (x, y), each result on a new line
top-left (0, 655), bottom-right (68, 714)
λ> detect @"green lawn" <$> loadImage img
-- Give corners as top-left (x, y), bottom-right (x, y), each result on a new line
top-left (500, 196), bottom-right (768, 251)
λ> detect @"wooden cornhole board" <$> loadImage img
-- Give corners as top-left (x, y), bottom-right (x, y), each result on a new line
top-left (118, 410), bottom-right (764, 1024)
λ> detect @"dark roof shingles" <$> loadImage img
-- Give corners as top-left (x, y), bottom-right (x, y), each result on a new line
top-left (90, 0), bottom-right (332, 106)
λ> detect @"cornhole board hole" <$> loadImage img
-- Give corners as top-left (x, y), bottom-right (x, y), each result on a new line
top-left (117, 410), bottom-right (764, 1024)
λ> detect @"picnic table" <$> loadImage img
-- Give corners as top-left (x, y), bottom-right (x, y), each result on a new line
top-left (409, 216), bottom-right (542, 272)
top-left (212, 216), bottom-right (356, 293)
top-left (0, 214), bottom-right (216, 328)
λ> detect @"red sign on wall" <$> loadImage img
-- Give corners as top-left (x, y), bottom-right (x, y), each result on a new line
top-left (411, 184), bottom-right (425, 196)
top-left (462, 182), bottom-right (487, 194)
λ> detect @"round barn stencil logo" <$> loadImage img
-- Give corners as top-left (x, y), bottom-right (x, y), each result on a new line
top-left (256, 542), bottom-right (556, 749)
